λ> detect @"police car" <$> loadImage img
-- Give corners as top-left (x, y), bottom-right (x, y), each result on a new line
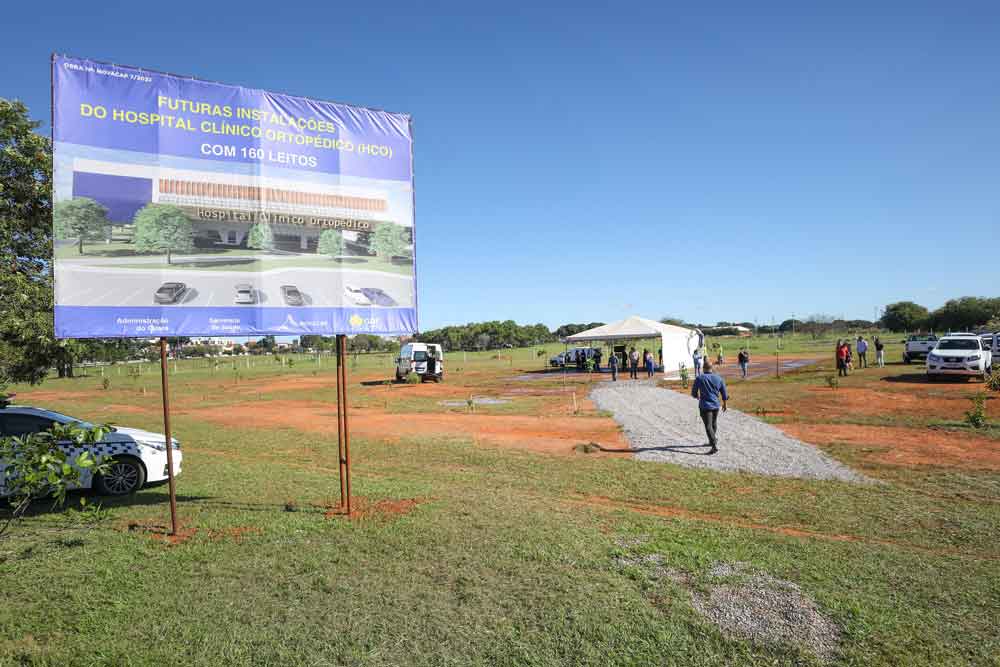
top-left (0, 405), bottom-right (182, 497)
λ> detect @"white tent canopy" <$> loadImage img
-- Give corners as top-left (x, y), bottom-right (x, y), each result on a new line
top-left (565, 316), bottom-right (702, 377)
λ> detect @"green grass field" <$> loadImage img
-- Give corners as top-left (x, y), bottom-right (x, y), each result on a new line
top-left (1, 339), bottom-right (997, 666)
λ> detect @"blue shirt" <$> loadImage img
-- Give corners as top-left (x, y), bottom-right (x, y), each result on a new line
top-left (691, 372), bottom-right (728, 411)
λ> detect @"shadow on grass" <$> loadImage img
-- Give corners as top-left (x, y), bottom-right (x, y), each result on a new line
top-left (883, 373), bottom-right (982, 385)
top-left (587, 443), bottom-right (714, 455)
top-left (1, 491), bottom-right (217, 519)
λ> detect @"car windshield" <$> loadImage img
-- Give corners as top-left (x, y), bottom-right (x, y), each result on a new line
top-left (35, 409), bottom-right (94, 428)
top-left (910, 336), bottom-right (936, 341)
top-left (413, 351), bottom-right (428, 361)
top-left (937, 340), bottom-right (980, 350)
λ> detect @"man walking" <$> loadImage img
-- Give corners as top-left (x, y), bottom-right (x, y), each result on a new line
top-left (691, 361), bottom-right (728, 455)
top-left (693, 347), bottom-right (704, 377)
top-left (609, 350), bottom-right (619, 381)
top-left (857, 336), bottom-right (868, 369)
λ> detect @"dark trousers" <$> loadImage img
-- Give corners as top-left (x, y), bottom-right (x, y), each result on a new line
top-left (646, 362), bottom-right (654, 377)
top-left (610, 365), bottom-right (618, 381)
top-left (700, 409), bottom-right (719, 448)
top-left (629, 364), bottom-right (638, 379)
top-left (859, 352), bottom-right (867, 368)
top-left (739, 361), bottom-right (749, 378)
top-left (838, 360), bottom-right (847, 376)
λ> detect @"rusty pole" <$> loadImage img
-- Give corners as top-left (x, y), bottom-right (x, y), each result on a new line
top-left (158, 337), bottom-right (179, 536)
top-left (337, 334), bottom-right (352, 515)
top-left (336, 336), bottom-right (346, 510)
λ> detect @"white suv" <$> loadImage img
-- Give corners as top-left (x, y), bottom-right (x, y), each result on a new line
top-left (926, 334), bottom-right (993, 381)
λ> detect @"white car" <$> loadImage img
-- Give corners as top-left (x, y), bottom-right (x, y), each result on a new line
top-left (343, 284), bottom-right (371, 306)
top-left (234, 283), bottom-right (256, 305)
top-left (0, 406), bottom-right (182, 497)
top-left (926, 334), bottom-right (993, 381)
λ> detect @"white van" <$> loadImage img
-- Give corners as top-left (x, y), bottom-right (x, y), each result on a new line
top-left (395, 343), bottom-right (444, 382)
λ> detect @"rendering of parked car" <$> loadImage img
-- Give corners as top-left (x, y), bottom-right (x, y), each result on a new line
top-left (926, 334), bottom-right (993, 381)
top-left (343, 284), bottom-right (398, 307)
top-left (358, 287), bottom-right (397, 307)
top-left (280, 285), bottom-right (304, 306)
top-left (343, 284), bottom-right (371, 306)
top-left (0, 405), bottom-right (182, 497)
top-left (153, 282), bottom-right (187, 304)
top-left (234, 284), bottom-right (256, 305)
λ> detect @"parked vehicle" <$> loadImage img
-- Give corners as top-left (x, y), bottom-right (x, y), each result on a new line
top-left (903, 334), bottom-right (938, 364)
top-left (344, 284), bottom-right (370, 306)
top-left (153, 282), bottom-right (187, 304)
top-left (395, 343), bottom-right (443, 382)
top-left (280, 285), bottom-right (304, 306)
top-left (234, 284), bottom-right (256, 305)
top-left (993, 333), bottom-right (1000, 369)
top-left (551, 348), bottom-right (600, 367)
top-left (0, 405), bottom-right (182, 497)
top-left (926, 334), bottom-right (993, 381)
top-left (344, 284), bottom-right (397, 307)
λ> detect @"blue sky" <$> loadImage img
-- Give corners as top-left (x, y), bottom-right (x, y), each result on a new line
top-left (5, 1), bottom-right (999, 330)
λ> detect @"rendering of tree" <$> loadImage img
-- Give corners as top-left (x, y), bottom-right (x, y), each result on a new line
top-left (247, 222), bottom-right (274, 250)
top-left (882, 301), bottom-right (930, 332)
top-left (372, 223), bottom-right (409, 258)
top-left (317, 228), bottom-right (345, 258)
top-left (0, 99), bottom-right (59, 385)
top-left (133, 204), bottom-right (194, 264)
top-left (53, 197), bottom-right (110, 254)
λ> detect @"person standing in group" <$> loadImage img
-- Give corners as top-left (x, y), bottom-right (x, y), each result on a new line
top-left (693, 347), bottom-right (704, 377)
top-left (593, 348), bottom-right (602, 373)
top-left (691, 360), bottom-right (728, 455)
top-left (715, 342), bottom-right (725, 365)
top-left (628, 347), bottom-right (639, 380)
top-left (836, 340), bottom-right (849, 377)
top-left (846, 341), bottom-right (854, 373)
top-left (644, 349), bottom-right (655, 378)
top-left (609, 350), bottom-right (619, 381)
top-left (857, 336), bottom-right (868, 369)
top-left (874, 336), bottom-right (885, 367)
top-left (737, 347), bottom-right (750, 379)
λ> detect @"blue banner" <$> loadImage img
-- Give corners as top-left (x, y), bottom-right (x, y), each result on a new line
top-left (52, 55), bottom-right (417, 338)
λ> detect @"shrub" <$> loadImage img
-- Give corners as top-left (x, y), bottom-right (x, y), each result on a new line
top-left (678, 363), bottom-right (689, 389)
top-left (0, 422), bottom-right (113, 538)
top-left (965, 394), bottom-right (987, 430)
top-left (825, 375), bottom-right (839, 390)
top-left (986, 367), bottom-right (1000, 392)
top-left (101, 377), bottom-right (111, 390)
top-left (405, 372), bottom-right (421, 384)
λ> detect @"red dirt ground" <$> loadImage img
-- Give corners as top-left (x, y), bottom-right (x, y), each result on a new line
top-left (777, 423), bottom-right (1000, 470)
top-left (320, 496), bottom-right (424, 520)
top-left (187, 398), bottom-right (630, 457)
top-left (791, 386), bottom-right (996, 421)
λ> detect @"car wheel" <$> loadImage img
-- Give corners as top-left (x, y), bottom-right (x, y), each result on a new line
top-left (94, 457), bottom-right (146, 496)
top-left (926, 374), bottom-right (936, 383)
top-left (903, 355), bottom-right (910, 364)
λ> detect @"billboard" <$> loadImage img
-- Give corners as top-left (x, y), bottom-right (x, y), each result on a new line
top-left (52, 55), bottom-right (416, 338)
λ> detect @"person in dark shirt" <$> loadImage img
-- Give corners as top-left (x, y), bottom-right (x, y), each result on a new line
top-left (737, 348), bottom-right (750, 378)
top-left (609, 350), bottom-right (619, 381)
top-left (690, 360), bottom-right (729, 454)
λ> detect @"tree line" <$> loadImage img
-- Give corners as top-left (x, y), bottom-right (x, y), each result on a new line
top-left (881, 298), bottom-right (1000, 333)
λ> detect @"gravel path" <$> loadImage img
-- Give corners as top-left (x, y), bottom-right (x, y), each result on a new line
top-left (591, 381), bottom-right (867, 482)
